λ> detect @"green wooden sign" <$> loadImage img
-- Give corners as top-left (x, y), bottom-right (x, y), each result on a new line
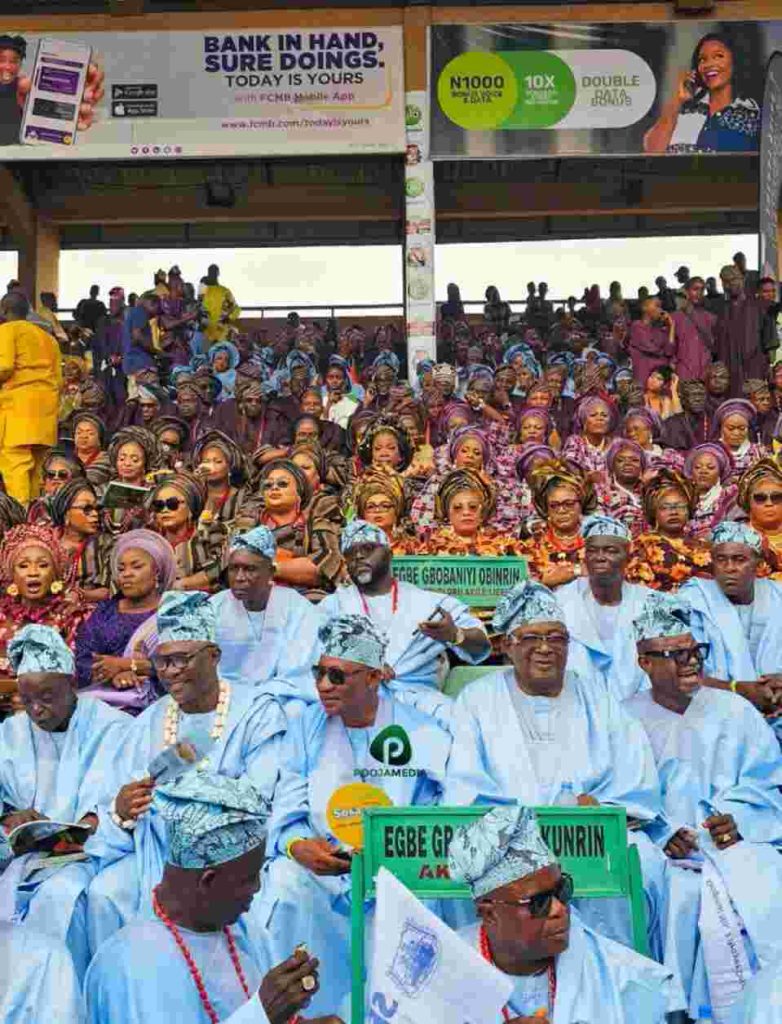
top-left (360, 805), bottom-right (628, 900)
top-left (393, 556), bottom-right (527, 607)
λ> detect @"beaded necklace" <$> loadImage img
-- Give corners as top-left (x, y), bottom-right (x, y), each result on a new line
top-left (163, 680), bottom-right (231, 750)
top-left (152, 888), bottom-right (250, 1024)
top-left (478, 925), bottom-right (556, 1023)
top-left (359, 579), bottom-right (399, 618)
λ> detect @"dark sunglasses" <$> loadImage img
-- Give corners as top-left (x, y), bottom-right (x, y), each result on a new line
top-left (262, 478), bottom-right (291, 491)
top-left (752, 492), bottom-right (782, 505)
top-left (643, 643), bottom-right (710, 667)
top-left (311, 664), bottom-right (365, 686)
top-left (486, 872), bottom-right (574, 918)
top-left (70, 503), bottom-right (100, 515)
top-left (152, 497), bottom-right (185, 512)
top-left (44, 469), bottom-right (71, 481)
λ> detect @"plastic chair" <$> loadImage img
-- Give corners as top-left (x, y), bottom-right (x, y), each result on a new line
top-left (350, 805), bottom-right (649, 1024)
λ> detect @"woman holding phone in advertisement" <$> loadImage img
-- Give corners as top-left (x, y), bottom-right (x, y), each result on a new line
top-left (643, 32), bottom-right (760, 154)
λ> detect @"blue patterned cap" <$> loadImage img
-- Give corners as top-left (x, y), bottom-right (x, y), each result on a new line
top-left (711, 521), bottom-right (763, 554)
top-left (633, 593), bottom-right (692, 643)
top-left (372, 351), bottom-right (400, 375)
top-left (318, 614), bottom-right (387, 669)
top-left (155, 770), bottom-right (270, 869)
top-left (492, 580), bottom-right (564, 635)
top-left (448, 805), bottom-right (558, 899)
top-left (7, 624), bottom-right (75, 677)
top-left (340, 518), bottom-right (390, 554)
top-left (157, 591), bottom-right (217, 645)
top-left (581, 513), bottom-right (631, 543)
top-left (230, 526), bottom-right (277, 561)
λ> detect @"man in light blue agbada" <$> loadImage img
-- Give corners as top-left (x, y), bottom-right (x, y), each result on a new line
top-left (0, 922), bottom-right (83, 1024)
top-left (318, 519), bottom-right (490, 727)
top-left (555, 514), bottom-right (653, 701)
top-left (210, 526), bottom-right (321, 718)
top-left (84, 590), bottom-right (287, 956)
top-left (256, 613), bottom-right (451, 1017)
top-left (679, 523), bottom-right (782, 737)
top-left (627, 591), bottom-right (782, 1022)
top-left (0, 625), bottom-right (130, 980)
top-left (86, 770), bottom-right (344, 1024)
top-left (443, 580), bottom-right (667, 955)
top-left (449, 804), bottom-right (684, 1023)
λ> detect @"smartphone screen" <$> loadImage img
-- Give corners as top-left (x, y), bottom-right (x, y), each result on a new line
top-left (20, 37), bottom-right (91, 146)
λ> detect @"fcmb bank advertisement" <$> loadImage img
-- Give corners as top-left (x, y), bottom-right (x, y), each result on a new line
top-left (0, 27), bottom-right (404, 159)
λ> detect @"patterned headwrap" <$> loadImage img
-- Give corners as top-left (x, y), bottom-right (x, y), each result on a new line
top-left (622, 407), bottom-right (662, 442)
top-left (354, 467), bottom-right (407, 521)
top-left (287, 349), bottom-right (317, 383)
top-left (711, 522), bottom-right (763, 554)
top-left (517, 406), bottom-right (553, 438)
top-left (157, 590), bottom-right (217, 645)
top-left (290, 440), bottom-right (328, 485)
top-left (230, 526), bottom-right (277, 561)
top-left (642, 468), bottom-right (696, 526)
top-left (151, 415), bottom-right (190, 449)
top-left (416, 359), bottom-right (434, 380)
top-left (71, 411), bottom-right (107, 449)
top-left (432, 363), bottom-right (457, 389)
top-left (435, 468), bottom-right (496, 524)
top-left (678, 379), bottom-right (707, 405)
top-left (448, 805), bottom-right (558, 900)
top-left (111, 529), bottom-right (178, 592)
top-left (7, 624), bottom-right (75, 677)
top-left (514, 444), bottom-right (556, 482)
top-left (192, 430), bottom-right (248, 486)
top-left (742, 378), bottom-right (770, 399)
top-left (436, 400), bottom-right (474, 440)
top-left (341, 518), bottom-right (390, 554)
top-left (683, 443), bottom-right (733, 484)
top-left (48, 478), bottom-right (98, 529)
top-left (209, 341), bottom-right (240, 371)
top-left (318, 613), bottom-right (387, 669)
top-left (466, 364), bottom-right (495, 387)
top-left (737, 457), bottom-right (782, 513)
top-left (357, 415), bottom-right (415, 472)
top-left (503, 343), bottom-right (541, 378)
top-left (528, 459), bottom-right (596, 517)
top-left (1, 524), bottom-right (66, 584)
top-left (155, 770), bottom-right (270, 870)
top-left (711, 399), bottom-right (757, 439)
top-left (372, 352), bottom-right (400, 377)
top-left (581, 513), bottom-right (631, 543)
top-left (573, 395), bottom-right (619, 434)
top-left (327, 355), bottom-right (353, 388)
top-left (78, 379), bottom-right (107, 407)
top-left (448, 426), bottom-right (492, 471)
top-left (258, 458), bottom-right (313, 510)
top-left (633, 593), bottom-right (693, 643)
top-left (108, 426), bottom-right (161, 475)
top-left (605, 437), bottom-right (648, 478)
top-left (492, 580), bottom-right (565, 635)
top-left (611, 367), bottom-right (635, 390)
top-left (150, 472), bottom-right (206, 520)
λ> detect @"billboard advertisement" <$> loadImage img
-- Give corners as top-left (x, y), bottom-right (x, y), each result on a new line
top-left (759, 52), bottom-right (782, 279)
top-left (431, 21), bottom-right (782, 159)
top-left (0, 27), bottom-right (404, 159)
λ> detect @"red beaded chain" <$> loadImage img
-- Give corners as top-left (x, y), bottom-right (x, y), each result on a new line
top-left (152, 887), bottom-right (251, 1024)
top-left (478, 924), bottom-right (556, 1022)
top-left (359, 578), bottom-right (399, 618)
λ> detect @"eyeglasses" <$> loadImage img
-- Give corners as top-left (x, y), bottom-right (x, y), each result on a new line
top-left (752, 492), bottom-right (782, 505)
top-left (152, 644), bottom-right (211, 672)
top-left (44, 469), bottom-right (71, 481)
top-left (657, 502), bottom-right (689, 513)
top-left (311, 664), bottom-right (366, 686)
top-left (486, 873), bottom-right (574, 918)
top-left (152, 497), bottom-right (184, 512)
top-left (262, 478), bottom-right (291, 491)
top-left (71, 503), bottom-right (99, 515)
top-left (643, 643), bottom-right (710, 667)
top-left (548, 499), bottom-right (580, 512)
top-left (509, 631), bottom-right (569, 648)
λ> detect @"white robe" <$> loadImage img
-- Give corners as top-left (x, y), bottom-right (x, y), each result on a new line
top-left (0, 922), bottom-right (83, 1024)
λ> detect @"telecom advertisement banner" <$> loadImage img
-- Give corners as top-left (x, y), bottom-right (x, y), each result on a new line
top-left (430, 21), bottom-right (782, 159)
top-left (0, 27), bottom-right (404, 159)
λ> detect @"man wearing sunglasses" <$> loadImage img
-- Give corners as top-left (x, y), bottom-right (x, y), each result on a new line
top-left (318, 519), bottom-right (490, 728)
top-left (449, 804), bottom-right (683, 1024)
top-left (444, 579), bottom-right (667, 956)
top-left (84, 590), bottom-right (287, 958)
top-left (679, 521), bottom-right (782, 734)
top-left (258, 613), bottom-right (450, 1017)
top-left (628, 591), bottom-right (782, 1021)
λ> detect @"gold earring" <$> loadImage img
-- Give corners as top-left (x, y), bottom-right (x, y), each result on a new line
top-left (50, 580), bottom-right (64, 594)
top-left (6, 583), bottom-right (18, 597)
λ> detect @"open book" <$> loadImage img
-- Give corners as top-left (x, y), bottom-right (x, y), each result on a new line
top-left (4, 820), bottom-right (92, 856)
top-left (101, 481), bottom-right (151, 510)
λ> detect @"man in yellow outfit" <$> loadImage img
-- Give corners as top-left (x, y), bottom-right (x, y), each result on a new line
top-left (200, 264), bottom-right (240, 346)
top-left (0, 292), bottom-right (62, 504)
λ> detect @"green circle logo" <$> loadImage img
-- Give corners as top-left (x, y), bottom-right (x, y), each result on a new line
top-left (510, 51), bottom-right (576, 129)
top-left (437, 51), bottom-right (518, 130)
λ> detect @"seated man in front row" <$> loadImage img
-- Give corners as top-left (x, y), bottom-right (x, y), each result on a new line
top-left (85, 770), bottom-right (343, 1024)
top-left (319, 519), bottom-right (490, 727)
top-left (257, 613), bottom-right (451, 1017)
top-left (448, 804), bottom-right (684, 1023)
top-left (626, 591), bottom-right (782, 1021)
top-left (444, 580), bottom-right (666, 955)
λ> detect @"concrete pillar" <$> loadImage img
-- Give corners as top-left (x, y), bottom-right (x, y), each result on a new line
top-left (17, 216), bottom-right (60, 304)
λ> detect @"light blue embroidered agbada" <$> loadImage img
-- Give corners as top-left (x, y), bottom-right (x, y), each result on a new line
top-left (556, 579), bottom-right (653, 700)
top-left (318, 582), bottom-right (489, 727)
top-left (84, 685), bottom-right (286, 957)
top-left (0, 696), bottom-right (130, 980)
top-left (255, 686), bottom-right (451, 1017)
top-left (728, 958), bottom-right (782, 1023)
top-left (0, 922), bottom-right (84, 1024)
top-left (626, 686), bottom-right (782, 1018)
top-left (210, 586), bottom-right (320, 715)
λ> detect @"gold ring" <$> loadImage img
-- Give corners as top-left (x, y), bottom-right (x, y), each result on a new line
top-left (302, 975), bottom-right (317, 992)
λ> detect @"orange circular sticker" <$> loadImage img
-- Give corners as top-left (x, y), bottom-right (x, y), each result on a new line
top-left (326, 783), bottom-right (392, 850)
